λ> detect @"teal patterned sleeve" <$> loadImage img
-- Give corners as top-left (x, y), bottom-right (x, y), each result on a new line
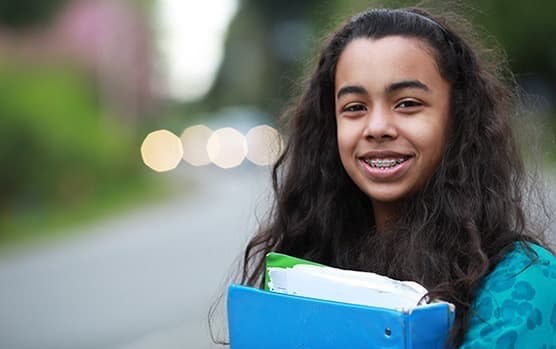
top-left (460, 243), bottom-right (556, 349)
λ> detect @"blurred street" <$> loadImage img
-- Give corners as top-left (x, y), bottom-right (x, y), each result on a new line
top-left (0, 165), bottom-right (272, 349)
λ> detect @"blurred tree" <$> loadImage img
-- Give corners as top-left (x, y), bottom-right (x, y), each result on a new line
top-left (205, 0), bottom-right (323, 115)
top-left (0, 63), bottom-right (144, 238)
top-left (469, 0), bottom-right (556, 107)
top-left (0, 0), bottom-right (68, 29)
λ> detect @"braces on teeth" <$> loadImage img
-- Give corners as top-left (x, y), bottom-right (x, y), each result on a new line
top-left (364, 158), bottom-right (405, 168)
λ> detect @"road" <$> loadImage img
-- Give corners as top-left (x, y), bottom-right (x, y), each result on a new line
top-left (0, 165), bottom-right (554, 349)
top-left (0, 165), bottom-right (273, 349)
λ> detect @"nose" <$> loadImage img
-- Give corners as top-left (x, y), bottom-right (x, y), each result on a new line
top-left (363, 105), bottom-right (398, 141)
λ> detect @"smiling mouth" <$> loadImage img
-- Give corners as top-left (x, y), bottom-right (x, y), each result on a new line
top-left (363, 157), bottom-right (411, 169)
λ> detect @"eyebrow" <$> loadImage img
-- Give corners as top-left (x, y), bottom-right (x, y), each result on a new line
top-left (336, 85), bottom-right (368, 100)
top-left (336, 80), bottom-right (430, 100)
top-left (386, 80), bottom-right (430, 94)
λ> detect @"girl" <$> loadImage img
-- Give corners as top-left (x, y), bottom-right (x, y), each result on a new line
top-left (231, 7), bottom-right (556, 348)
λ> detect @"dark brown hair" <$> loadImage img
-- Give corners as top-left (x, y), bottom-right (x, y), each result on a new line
top-left (220, 7), bottom-right (549, 347)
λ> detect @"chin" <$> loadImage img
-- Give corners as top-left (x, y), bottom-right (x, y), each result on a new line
top-left (369, 195), bottom-right (404, 205)
top-left (362, 185), bottom-right (408, 203)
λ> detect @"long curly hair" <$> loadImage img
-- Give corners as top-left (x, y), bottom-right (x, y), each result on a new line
top-left (233, 7), bottom-right (548, 347)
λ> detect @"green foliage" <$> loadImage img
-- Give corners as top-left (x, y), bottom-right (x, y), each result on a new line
top-left (0, 0), bottom-right (68, 29)
top-left (0, 62), bottom-right (148, 241)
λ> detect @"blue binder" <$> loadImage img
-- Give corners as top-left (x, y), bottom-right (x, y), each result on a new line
top-left (227, 284), bottom-right (454, 349)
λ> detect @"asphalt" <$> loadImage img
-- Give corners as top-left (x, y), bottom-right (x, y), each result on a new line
top-left (0, 165), bottom-right (273, 349)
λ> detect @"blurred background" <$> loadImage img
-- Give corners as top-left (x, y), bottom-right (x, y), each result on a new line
top-left (0, 0), bottom-right (554, 348)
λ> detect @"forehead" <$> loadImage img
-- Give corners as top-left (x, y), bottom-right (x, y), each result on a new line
top-left (334, 36), bottom-right (445, 93)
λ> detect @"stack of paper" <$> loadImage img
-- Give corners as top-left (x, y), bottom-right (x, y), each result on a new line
top-left (265, 252), bottom-right (429, 310)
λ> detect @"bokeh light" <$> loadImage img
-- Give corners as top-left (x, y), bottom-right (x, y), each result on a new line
top-left (207, 127), bottom-right (247, 168)
top-left (245, 125), bottom-right (283, 166)
top-left (141, 129), bottom-right (183, 172)
top-left (181, 125), bottom-right (213, 166)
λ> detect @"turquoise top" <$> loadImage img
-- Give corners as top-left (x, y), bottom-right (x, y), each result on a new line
top-left (460, 243), bottom-right (556, 348)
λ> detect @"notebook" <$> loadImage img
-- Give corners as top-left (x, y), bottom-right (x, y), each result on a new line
top-left (227, 252), bottom-right (455, 349)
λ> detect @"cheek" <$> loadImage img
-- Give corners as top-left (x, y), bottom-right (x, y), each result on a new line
top-left (336, 125), bottom-right (357, 169)
top-left (416, 123), bottom-right (448, 164)
top-left (336, 128), bottom-right (357, 158)
top-left (336, 118), bottom-right (360, 142)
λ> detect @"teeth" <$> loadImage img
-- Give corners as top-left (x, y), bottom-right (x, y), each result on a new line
top-left (364, 158), bottom-right (405, 169)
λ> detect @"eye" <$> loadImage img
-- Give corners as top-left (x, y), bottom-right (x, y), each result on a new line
top-left (395, 99), bottom-right (423, 110)
top-left (343, 104), bottom-right (367, 113)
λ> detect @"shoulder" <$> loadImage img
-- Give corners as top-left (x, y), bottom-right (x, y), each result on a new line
top-left (486, 242), bottom-right (556, 288)
top-left (460, 242), bottom-right (556, 348)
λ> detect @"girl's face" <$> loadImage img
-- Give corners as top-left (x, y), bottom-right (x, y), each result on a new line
top-left (335, 36), bottom-right (450, 224)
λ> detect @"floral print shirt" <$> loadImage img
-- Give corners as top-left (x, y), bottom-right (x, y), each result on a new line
top-left (460, 243), bottom-right (556, 349)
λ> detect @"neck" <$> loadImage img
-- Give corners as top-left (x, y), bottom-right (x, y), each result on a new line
top-left (372, 201), bottom-right (401, 231)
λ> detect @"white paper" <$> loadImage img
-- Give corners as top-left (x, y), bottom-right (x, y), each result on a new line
top-left (268, 264), bottom-right (428, 311)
